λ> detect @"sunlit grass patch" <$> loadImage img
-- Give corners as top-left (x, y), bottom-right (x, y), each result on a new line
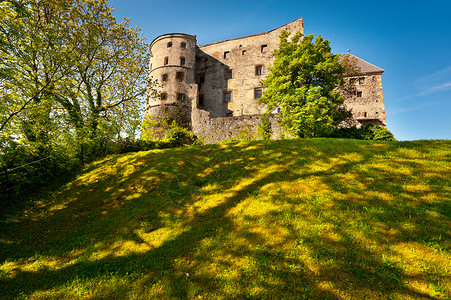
top-left (1, 139), bottom-right (450, 299)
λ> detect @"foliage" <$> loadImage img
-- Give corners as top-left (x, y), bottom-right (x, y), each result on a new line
top-left (1, 139), bottom-right (450, 298)
top-left (0, 136), bottom-right (78, 204)
top-left (329, 124), bottom-right (396, 141)
top-left (0, 0), bottom-right (151, 162)
top-left (163, 121), bottom-right (201, 147)
top-left (257, 113), bottom-right (273, 140)
top-left (260, 31), bottom-right (352, 138)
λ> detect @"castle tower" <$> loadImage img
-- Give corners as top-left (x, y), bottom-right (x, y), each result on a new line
top-left (144, 33), bottom-right (198, 138)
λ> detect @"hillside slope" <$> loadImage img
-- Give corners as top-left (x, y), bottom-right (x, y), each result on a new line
top-left (1, 139), bottom-right (450, 299)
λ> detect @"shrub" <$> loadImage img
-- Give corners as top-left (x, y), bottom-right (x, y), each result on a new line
top-left (258, 114), bottom-right (273, 140)
top-left (328, 124), bottom-right (395, 141)
top-left (163, 121), bottom-right (201, 147)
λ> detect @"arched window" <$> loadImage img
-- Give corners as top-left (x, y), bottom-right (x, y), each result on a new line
top-left (180, 57), bottom-right (185, 66)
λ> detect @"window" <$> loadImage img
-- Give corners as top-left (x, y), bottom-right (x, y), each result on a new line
top-left (224, 91), bottom-right (232, 102)
top-left (254, 88), bottom-right (263, 99)
top-left (164, 57), bottom-right (169, 65)
top-left (180, 57), bottom-right (185, 66)
top-left (359, 77), bottom-right (365, 85)
top-left (357, 91), bottom-right (362, 97)
top-left (162, 74), bottom-right (168, 81)
top-left (167, 42), bottom-right (172, 47)
top-left (226, 69), bottom-right (232, 79)
top-left (176, 72), bottom-right (184, 81)
top-left (242, 50), bottom-right (247, 55)
top-left (261, 44), bottom-right (267, 53)
top-left (255, 65), bottom-right (263, 76)
top-left (363, 112), bottom-right (367, 117)
top-left (181, 42), bottom-right (186, 48)
top-left (177, 93), bottom-right (185, 101)
top-left (198, 95), bottom-right (204, 107)
top-left (350, 78), bottom-right (356, 85)
top-left (227, 112), bottom-right (233, 117)
top-left (224, 51), bottom-right (230, 59)
top-left (160, 93), bottom-right (167, 100)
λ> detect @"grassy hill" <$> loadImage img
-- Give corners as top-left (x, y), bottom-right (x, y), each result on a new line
top-left (1, 138), bottom-right (450, 299)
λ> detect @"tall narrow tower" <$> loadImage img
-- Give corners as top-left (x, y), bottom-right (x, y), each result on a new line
top-left (144, 33), bottom-right (197, 138)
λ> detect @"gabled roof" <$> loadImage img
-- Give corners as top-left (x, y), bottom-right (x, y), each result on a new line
top-left (350, 54), bottom-right (384, 74)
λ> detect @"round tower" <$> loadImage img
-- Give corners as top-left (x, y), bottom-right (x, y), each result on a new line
top-left (144, 33), bottom-right (197, 138)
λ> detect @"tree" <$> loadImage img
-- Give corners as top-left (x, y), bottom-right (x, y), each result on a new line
top-left (1, 0), bottom-right (150, 161)
top-left (260, 31), bottom-right (352, 138)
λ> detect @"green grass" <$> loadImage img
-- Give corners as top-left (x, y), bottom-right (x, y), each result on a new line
top-left (1, 138), bottom-right (450, 299)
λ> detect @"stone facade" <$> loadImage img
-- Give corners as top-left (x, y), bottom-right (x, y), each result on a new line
top-left (144, 18), bottom-right (386, 143)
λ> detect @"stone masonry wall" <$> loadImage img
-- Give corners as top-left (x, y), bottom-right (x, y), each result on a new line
top-left (344, 73), bottom-right (386, 126)
top-left (195, 18), bottom-right (304, 118)
top-left (191, 108), bottom-right (282, 144)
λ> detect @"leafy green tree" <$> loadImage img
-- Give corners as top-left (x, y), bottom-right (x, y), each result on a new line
top-left (260, 31), bottom-right (352, 138)
top-left (1, 0), bottom-right (150, 161)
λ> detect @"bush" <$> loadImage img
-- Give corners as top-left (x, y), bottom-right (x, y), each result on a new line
top-left (328, 124), bottom-right (395, 141)
top-left (0, 136), bottom-right (78, 205)
top-left (258, 114), bottom-right (273, 140)
top-left (163, 121), bottom-right (201, 147)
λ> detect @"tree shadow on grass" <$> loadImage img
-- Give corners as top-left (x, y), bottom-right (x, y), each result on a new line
top-left (0, 139), bottom-right (450, 298)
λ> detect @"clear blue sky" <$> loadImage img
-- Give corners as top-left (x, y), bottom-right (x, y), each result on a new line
top-left (109, 0), bottom-right (451, 141)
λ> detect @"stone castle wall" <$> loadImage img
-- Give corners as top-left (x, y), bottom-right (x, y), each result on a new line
top-left (191, 109), bottom-right (282, 144)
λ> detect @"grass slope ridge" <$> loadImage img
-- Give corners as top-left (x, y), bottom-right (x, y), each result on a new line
top-left (1, 139), bottom-right (450, 299)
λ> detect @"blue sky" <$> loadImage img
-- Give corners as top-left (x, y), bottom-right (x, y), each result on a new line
top-left (109, 0), bottom-right (451, 141)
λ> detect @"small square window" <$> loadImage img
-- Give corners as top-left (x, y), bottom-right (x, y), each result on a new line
top-left (359, 77), bottom-right (365, 85)
top-left (357, 91), bottom-right (362, 97)
top-left (177, 93), bottom-right (185, 101)
top-left (261, 45), bottom-right (267, 53)
top-left (180, 57), bottom-right (185, 65)
top-left (242, 50), bottom-right (246, 55)
top-left (167, 42), bottom-right (172, 47)
top-left (160, 93), bottom-right (167, 100)
top-left (350, 78), bottom-right (356, 85)
top-left (162, 74), bottom-right (168, 81)
top-left (226, 69), bottom-right (232, 79)
top-left (224, 91), bottom-right (232, 102)
top-left (255, 65), bottom-right (263, 76)
top-left (227, 112), bottom-right (233, 117)
top-left (224, 51), bottom-right (230, 59)
top-left (181, 42), bottom-right (187, 49)
top-left (254, 88), bottom-right (263, 99)
top-left (176, 72), bottom-right (184, 81)
top-left (164, 57), bottom-right (169, 65)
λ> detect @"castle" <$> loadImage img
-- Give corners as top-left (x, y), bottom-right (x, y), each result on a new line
top-left (143, 18), bottom-right (386, 143)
